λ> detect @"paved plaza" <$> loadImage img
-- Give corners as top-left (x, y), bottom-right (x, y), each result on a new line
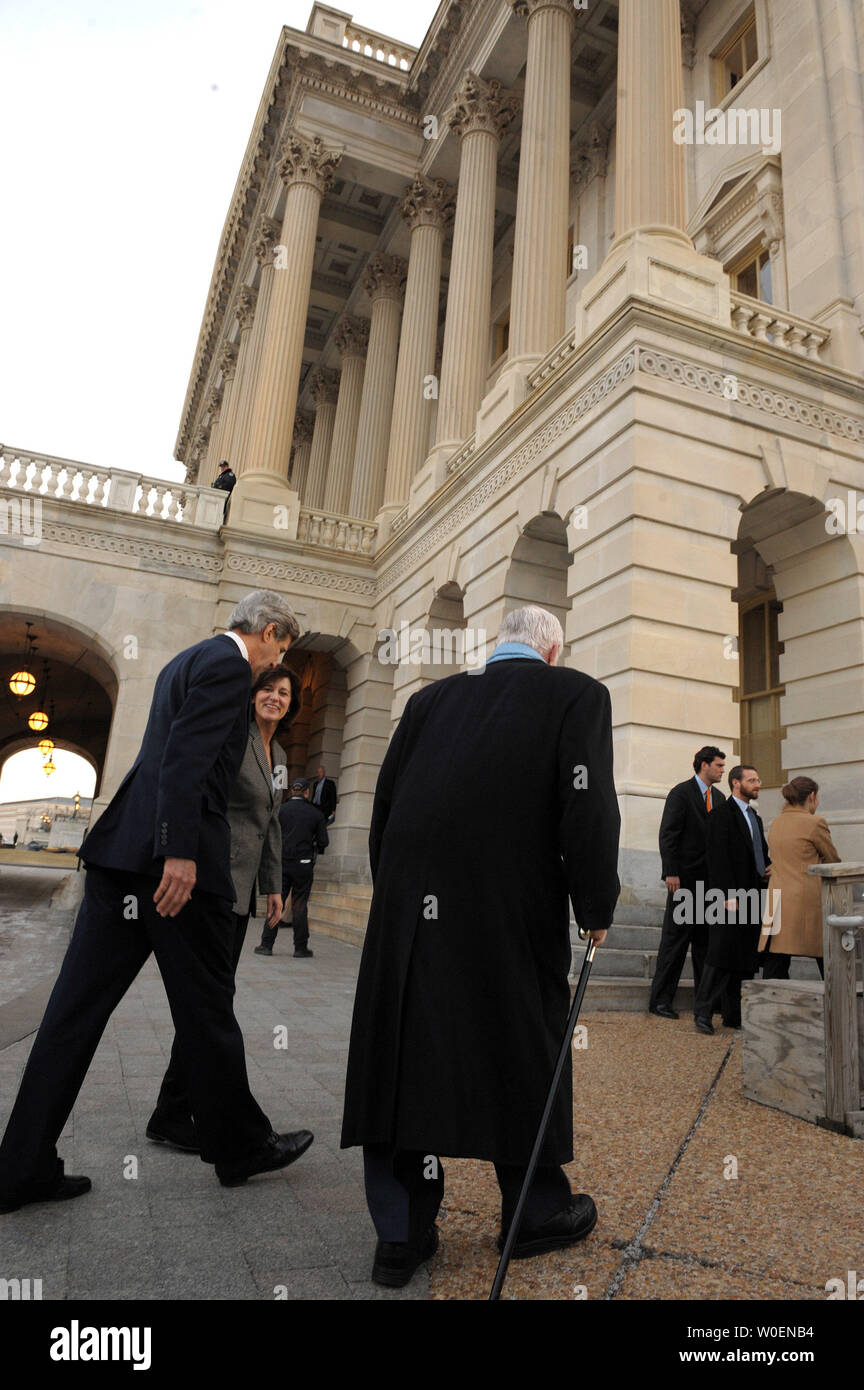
top-left (1, 866), bottom-right (862, 1302)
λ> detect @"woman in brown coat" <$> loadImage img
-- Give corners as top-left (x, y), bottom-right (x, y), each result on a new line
top-left (759, 776), bottom-right (841, 979)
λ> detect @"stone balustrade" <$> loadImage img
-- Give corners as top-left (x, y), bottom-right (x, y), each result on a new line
top-left (730, 293), bottom-right (831, 361)
top-left (446, 435), bottom-right (477, 478)
top-left (297, 508), bottom-right (377, 554)
top-left (342, 23), bottom-right (415, 70)
top-left (0, 446), bottom-right (225, 530)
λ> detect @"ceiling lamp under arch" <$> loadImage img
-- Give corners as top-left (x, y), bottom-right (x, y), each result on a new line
top-left (28, 710), bottom-right (49, 732)
top-left (9, 670), bottom-right (36, 696)
top-left (43, 758), bottom-right (57, 776)
top-left (38, 738), bottom-right (55, 756)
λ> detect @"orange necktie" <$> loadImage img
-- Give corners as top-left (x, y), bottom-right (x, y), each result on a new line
top-left (706, 787), bottom-right (712, 812)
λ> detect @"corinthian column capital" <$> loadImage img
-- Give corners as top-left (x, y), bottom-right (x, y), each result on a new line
top-left (362, 252), bottom-right (407, 303)
top-left (278, 131), bottom-right (343, 196)
top-left (334, 315), bottom-right (370, 360)
top-left (399, 174), bottom-right (455, 233)
top-left (311, 366), bottom-right (341, 407)
top-left (235, 284), bottom-right (258, 330)
top-left (508, 0), bottom-right (575, 18)
top-left (252, 216), bottom-right (282, 267)
top-left (445, 71), bottom-right (520, 141)
top-left (293, 409), bottom-right (314, 447)
top-left (205, 384), bottom-right (223, 418)
top-left (218, 342), bottom-right (239, 379)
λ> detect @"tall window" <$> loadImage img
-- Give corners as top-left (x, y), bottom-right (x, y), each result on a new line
top-left (728, 244), bottom-right (773, 304)
top-left (738, 596), bottom-right (785, 787)
top-left (716, 8), bottom-right (758, 97)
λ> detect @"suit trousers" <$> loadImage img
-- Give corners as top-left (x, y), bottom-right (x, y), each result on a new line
top-left (362, 1145), bottom-right (572, 1244)
top-left (262, 862), bottom-right (313, 950)
top-left (693, 964), bottom-right (746, 1027)
top-left (150, 909), bottom-right (251, 1132)
top-left (761, 951), bottom-right (824, 981)
top-left (649, 880), bottom-right (708, 1010)
top-left (0, 867), bottom-right (272, 1192)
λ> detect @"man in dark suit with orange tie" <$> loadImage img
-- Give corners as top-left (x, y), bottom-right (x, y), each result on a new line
top-left (0, 591), bottom-right (314, 1214)
top-left (648, 746), bottom-right (726, 1019)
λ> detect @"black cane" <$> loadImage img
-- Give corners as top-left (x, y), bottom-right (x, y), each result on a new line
top-left (488, 929), bottom-right (598, 1301)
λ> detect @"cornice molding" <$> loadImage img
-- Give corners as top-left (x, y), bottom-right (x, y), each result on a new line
top-left (226, 552), bottom-right (375, 595)
top-left (39, 521), bottom-right (223, 577)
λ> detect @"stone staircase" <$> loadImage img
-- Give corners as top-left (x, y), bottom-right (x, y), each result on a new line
top-left (307, 885), bottom-right (820, 1009)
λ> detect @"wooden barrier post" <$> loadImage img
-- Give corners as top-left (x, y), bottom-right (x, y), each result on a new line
top-left (808, 863), bottom-right (864, 1135)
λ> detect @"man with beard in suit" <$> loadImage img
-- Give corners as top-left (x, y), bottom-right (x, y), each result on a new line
top-left (341, 605), bottom-right (621, 1287)
top-left (694, 764), bottom-right (771, 1034)
top-left (648, 747), bottom-right (726, 1019)
top-left (0, 590), bottom-right (314, 1214)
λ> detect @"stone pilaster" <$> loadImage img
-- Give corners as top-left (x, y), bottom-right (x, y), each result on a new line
top-left (206, 341), bottom-right (239, 473)
top-left (324, 316), bottom-right (369, 515)
top-left (421, 73), bottom-right (519, 495)
top-left (232, 220), bottom-right (280, 477)
top-left (348, 254), bottom-right (406, 519)
top-left (289, 410), bottom-right (314, 499)
top-left (230, 132), bottom-right (342, 536)
top-left (304, 367), bottom-right (340, 510)
top-left (220, 284), bottom-right (258, 470)
top-left (381, 176), bottom-right (454, 525)
top-left (202, 384), bottom-right (225, 480)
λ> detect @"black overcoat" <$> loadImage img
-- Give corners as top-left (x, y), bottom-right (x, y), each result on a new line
top-left (340, 657), bottom-right (621, 1166)
top-left (705, 796), bottom-right (771, 973)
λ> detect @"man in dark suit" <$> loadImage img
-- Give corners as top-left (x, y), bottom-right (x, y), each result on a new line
top-left (694, 764), bottom-right (771, 1034)
top-left (0, 590), bottom-right (314, 1214)
top-left (649, 746), bottom-right (726, 1019)
top-left (341, 605), bottom-right (620, 1287)
top-left (255, 779), bottom-right (328, 959)
top-left (310, 765), bottom-right (337, 822)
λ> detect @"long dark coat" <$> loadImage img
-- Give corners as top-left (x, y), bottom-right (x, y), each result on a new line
top-left (340, 658), bottom-right (621, 1167)
top-left (705, 796), bottom-right (771, 974)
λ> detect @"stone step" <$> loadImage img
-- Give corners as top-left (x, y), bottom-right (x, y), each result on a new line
top-left (578, 977), bottom-right (695, 1012)
top-left (308, 912), bottom-right (365, 948)
top-left (313, 889), bottom-right (372, 920)
top-left (612, 902), bottom-right (664, 927)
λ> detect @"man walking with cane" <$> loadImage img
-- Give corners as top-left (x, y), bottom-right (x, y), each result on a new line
top-left (341, 605), bottom-right (620, 1287)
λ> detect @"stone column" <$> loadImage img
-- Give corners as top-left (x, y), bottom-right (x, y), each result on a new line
top-left (203, 385), bottom-right (224, 478)
top-left (507, 0), bottom-right (573, 367)
top-left (289, 410), bottom-right (314, 500)
top-left (349, 254), bottom-right (406, 519)
top-left (232, 220), bottom-right (280, 477)
top-left (231, 132), bottom-right (342, 533)
top-left (429, 73), bottom-right (519, 477)
top-left (578, 0), bottom-right (730, 339)
top-left (206, 342), bottom-right (239, 470)
top-left (220, 284), bottom-right (258, 470)
top-left (304, 368), bottom-right (340, 510)
top-left (381, 176), bottom-right (454, 521)
top-left (323, 316), bottom-right (369, 515)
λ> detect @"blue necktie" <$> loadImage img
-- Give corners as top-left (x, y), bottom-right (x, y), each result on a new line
top-left (746, 806), bottom-right (766, 876)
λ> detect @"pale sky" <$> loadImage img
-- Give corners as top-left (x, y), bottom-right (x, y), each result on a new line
top-left (0, 0), bottom-right (438, 803)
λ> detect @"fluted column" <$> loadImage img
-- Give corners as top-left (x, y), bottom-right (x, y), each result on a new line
top-left (349, 254), bottom-right (406, 518)
top-left (382, 176), bottom-right (454, 512)
top-left (304, 368), bottom-right (340, 510)
top-left (289, 411), bottom-right (314, 499)
top-left (434, 73), bottom-right (519, 459)
top-left (220, 285), bottom-right (257, 470)
top-left (323, 316), bottom-right (369, 515)
top-left (233, 221), bottom-right (279, 477)
top-left (206, 341), bottom-right (239, 470)
top-left (614, 0), bottom-right (688, 244)
top-left (506, 0), bottom-right (573, 366)
top-left (202, 385), bottom-right (224, 479)
top-left (242, 133), bottom-right (342, 483)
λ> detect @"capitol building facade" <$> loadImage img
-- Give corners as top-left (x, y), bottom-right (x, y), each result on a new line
top-left (2, 0), bottom-right (863, 919)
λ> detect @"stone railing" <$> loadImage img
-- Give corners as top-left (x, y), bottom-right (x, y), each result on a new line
top-left (343, 23), bottom-right (415, 70)
top-left (730, 293), bottom-right (831, 361)
top-left (297, 508), bottom-right (376, 554)
top-left (0, 446), bottom-right (225, 530)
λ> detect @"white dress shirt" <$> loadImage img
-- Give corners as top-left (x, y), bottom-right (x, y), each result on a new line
top-left (224, 630), bottom-right (250, 663)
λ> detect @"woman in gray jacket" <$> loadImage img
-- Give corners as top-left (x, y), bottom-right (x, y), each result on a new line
top-left (145, 664), bottom-right (301, 1152)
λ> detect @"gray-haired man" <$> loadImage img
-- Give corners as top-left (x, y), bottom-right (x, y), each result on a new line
top-left (0, 591), bottom-right (314, 1213)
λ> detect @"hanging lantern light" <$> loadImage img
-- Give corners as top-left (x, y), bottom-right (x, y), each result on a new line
top-left (9, 670), bottom-right (36, 696)
top-left (43, 758), bottom-right (57, 776)
top-left (28, 710), bottom-right (49, 732)
top-left (38, 738), bottom-right (55, 756)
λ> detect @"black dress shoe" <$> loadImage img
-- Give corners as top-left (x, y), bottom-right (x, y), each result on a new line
top-left (254, 944), bottom-right (272, 956)
top-left (0, 1171), bottom-right (92, 1215)
top-left (694, 1016), bottom-right (715, 1035)
top-left (294, 947), bottom-right (314, 958)
top-left (497, 1194), bottom-right (598, 1259)
top-left (372, 1224), bottom-right (439, 1288)
top-left (649, 1004), bottom-right (679, 1019)
top-left (216, 1129), bottom-right (314, 1187)
top-left (146, 1119), bottom-right (201, 1153)
top-left (722, 1020), bottom-right (742, 1031)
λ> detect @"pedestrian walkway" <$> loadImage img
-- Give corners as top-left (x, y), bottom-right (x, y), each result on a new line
top-left (1, 869), bottom-right (862, 1302)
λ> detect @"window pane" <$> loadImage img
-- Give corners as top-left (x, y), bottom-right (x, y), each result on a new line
top-left (759, 253), bottom-right (773, 304)
top-left (741, 605), bottom-right (766, 694)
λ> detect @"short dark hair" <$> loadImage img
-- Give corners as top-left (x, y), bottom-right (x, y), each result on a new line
top-left (250, 666), bottom-right (302, 729)
top-left (693, 746), bottom-right (726, 774)
top-left (728, 764), bottom-right (757, 790)
top-left (219, 460), bottom-right (230, 468)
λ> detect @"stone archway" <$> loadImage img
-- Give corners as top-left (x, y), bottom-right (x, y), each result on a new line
top-left (503, 512), bottom-right (571, 644)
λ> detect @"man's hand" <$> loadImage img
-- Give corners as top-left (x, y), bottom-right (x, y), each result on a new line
top-left (588, 929), bottom-right (608, 947)
top-left (265, 893), bottom-right (283, 928)
top-left (153, 858), bottom-right (197, 917)
top-left (665, 875), bottom-right (680, 893)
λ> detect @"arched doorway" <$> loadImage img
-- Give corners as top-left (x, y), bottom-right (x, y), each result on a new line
top-left (504, 512), bottom-right (571, 647)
